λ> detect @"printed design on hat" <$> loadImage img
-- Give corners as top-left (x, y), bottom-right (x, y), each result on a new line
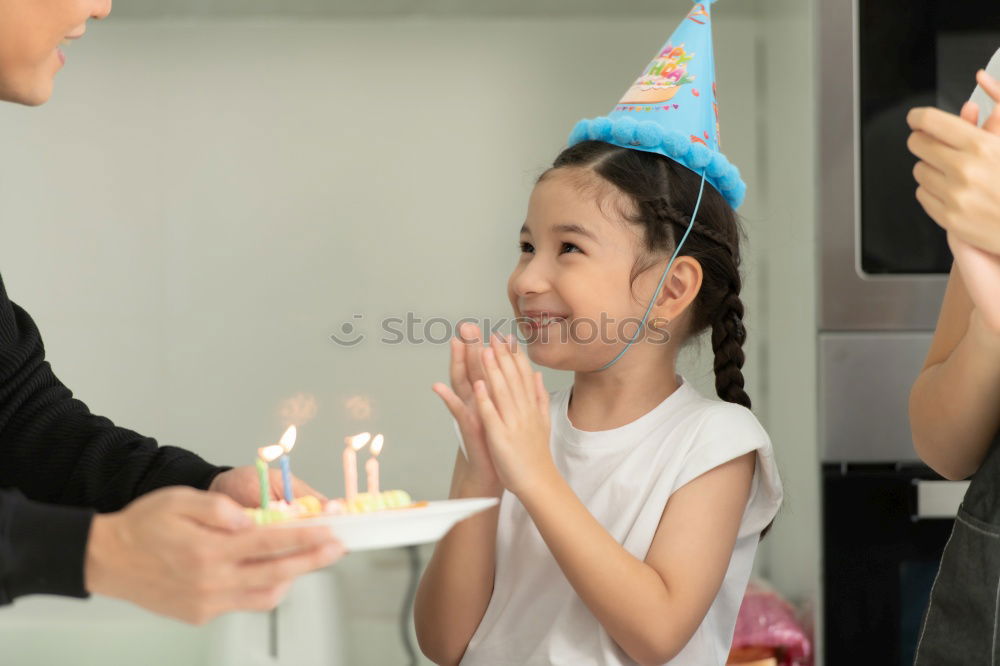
top-left (687, 3), bottom-right (710, 24)
top-left (619, 43), bottom-right (695, 105)
top-left (712, 81), bottom-right (721, 145)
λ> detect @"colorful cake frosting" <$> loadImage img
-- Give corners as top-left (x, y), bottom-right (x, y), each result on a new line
top-left (246, 491), bottom-right (422, 525)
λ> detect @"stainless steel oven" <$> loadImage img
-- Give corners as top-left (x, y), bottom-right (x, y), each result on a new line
top-left (818, 1), bottom-right (1000, 663)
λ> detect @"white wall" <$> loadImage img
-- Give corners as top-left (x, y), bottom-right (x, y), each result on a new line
top-left (0, 8), bottom-right (816, 664)
top-left (754, 0), bottom-right (822, 656)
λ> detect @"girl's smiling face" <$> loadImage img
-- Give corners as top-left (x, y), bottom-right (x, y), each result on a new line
top-left (0, 0), bottom-right (112, 105)
top-left (508, 167), bottom-right (699, 371)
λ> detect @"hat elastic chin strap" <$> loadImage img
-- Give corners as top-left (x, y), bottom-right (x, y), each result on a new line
top-left (596, 169), bottom-right (708, 372)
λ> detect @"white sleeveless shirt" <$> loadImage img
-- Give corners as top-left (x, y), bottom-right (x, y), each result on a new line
top-left (460, 375), bottom-right (783, 666)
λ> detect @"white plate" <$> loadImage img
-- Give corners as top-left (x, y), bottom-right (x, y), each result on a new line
top-left (270, 497), bottom-right (499, 552)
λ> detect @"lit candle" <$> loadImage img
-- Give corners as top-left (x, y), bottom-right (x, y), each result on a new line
top-left (344, 432), bottom-right (371, 502)
top-left (366, 433), bottom-right (384, 494)
top-left (278, 425), bottom-right (297, 504)
top-left (257, 444), bottom-right (285, 510)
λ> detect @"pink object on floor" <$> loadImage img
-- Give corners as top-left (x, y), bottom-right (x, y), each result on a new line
top-left (729, 580), bottom-right (812, 666)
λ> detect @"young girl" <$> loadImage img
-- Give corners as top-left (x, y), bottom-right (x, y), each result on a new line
top-left (414, 4), bottom-right (781, 663)
top-left (414, 134), bottom-right (782, 664)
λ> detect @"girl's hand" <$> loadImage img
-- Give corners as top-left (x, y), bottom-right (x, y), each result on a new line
top-left (433, 323), bottom-right (501, 492)
top-left (908, 69), bottom-right (1000, 255)
top-left (473, 334), bottom-right (555, 498)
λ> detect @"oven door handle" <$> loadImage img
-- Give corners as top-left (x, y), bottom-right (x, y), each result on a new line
top-left (911, 479), bottom-right (971, 521)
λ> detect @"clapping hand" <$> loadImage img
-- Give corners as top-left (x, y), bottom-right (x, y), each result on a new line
top-left (471, 334), bottom-right (555, 498)
top-left (909, 69), bottom-right (1000, 335)
top-left (433, 323), bottom-right (503, 492)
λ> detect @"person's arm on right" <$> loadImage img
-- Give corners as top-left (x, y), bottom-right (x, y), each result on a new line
top-left (414, 327), bottom-right (503, 665)
top-left (909, 263), bottom-right (1000, 480)
top-left (908, 72), bottom-right (1000, 480)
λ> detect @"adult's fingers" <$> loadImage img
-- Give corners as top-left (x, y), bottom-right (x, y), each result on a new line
top-left (906, 130), bottom-right (960, 173)
top-left (977, 69), bottom-right (1000, 105)
top-left (165, 487), bottom-right (253, 531)
top-left (230, 582), bottom-right (294, 613)
top-left (960, 100), bottom-right (980, 126)
top-left (238, 542), bottom-right (344, 589)
top-left (290, 476), bottom-right (328, 503)
top-left (915, 185), bottom-right (949, 229)
top-left (912, 160), bottom-right (949, 201)
top-left (974, 71), bottom-right (1000, 135)
top-left (228, 524), bottom-right (338, 561)
top-left (907, 106), bottom-right (981, 151)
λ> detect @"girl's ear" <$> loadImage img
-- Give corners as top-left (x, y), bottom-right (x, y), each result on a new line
top-left (655, 256), bottom-right (703, 319)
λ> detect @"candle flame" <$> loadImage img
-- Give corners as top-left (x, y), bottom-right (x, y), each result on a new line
top-left (279, 425), bottom-right (297, 453)
top-left (258, 444), bottom-right (285, 463)
top-left (370, 433), bottom-right (384, 457)
top-left (346, 432), bottom-right (371, 451)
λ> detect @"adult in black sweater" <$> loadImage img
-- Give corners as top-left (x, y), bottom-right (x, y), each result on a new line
top-left (0, 0), bottom-right (344, 624)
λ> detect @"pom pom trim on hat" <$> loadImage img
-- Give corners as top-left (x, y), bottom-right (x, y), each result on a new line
top-left (568, 116), bottom-right (745, 209)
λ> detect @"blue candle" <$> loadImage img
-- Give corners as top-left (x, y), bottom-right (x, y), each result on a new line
top-left (280, 456), bottom-right (294, 503)
top-left (277, 425), bottom-right (298, 504)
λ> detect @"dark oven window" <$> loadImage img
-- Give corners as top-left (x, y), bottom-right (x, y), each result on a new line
top-left (859, 0), bottom-right (1000, 274)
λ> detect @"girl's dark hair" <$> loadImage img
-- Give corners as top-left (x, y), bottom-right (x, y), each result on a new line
top-left (543, 140), bottom-right (751, 410)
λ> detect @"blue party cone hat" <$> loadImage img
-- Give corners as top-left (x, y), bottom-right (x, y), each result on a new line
top-left (568, 0), bottom-right (745, 208)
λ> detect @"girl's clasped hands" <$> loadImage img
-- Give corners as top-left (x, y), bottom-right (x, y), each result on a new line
top-left (432, 322), bottom-right (555, 499)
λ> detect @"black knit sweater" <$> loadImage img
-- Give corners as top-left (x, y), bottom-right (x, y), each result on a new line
top-left (0, 272), bottom-right (228, 604)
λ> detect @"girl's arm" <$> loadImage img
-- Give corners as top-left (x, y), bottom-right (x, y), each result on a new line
top-left (909, 262), bottom-right (1000, 480)
top-left (413, 450), bottom-right (501, 666)
top-left (415, 326), bottom-right (505, 665)
top-left (473, 336), bottom-right (756, 665)
top-left (519, 452), bottom-right (755, 665)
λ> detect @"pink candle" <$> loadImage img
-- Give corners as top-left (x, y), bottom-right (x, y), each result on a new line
top-left (343, 432), bottom-right (371, 501)
top-left (365, 457), bottom-right (379, 495)
top-left (366, 434), bottom-right (384, 494)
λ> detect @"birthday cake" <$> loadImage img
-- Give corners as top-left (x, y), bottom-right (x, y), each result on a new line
top-left (245, 491), bottom-right (426, 525)
top-left (246, 430), bottom-right (426, 526)
top-left (619, 42), bottom-right (696, 105)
